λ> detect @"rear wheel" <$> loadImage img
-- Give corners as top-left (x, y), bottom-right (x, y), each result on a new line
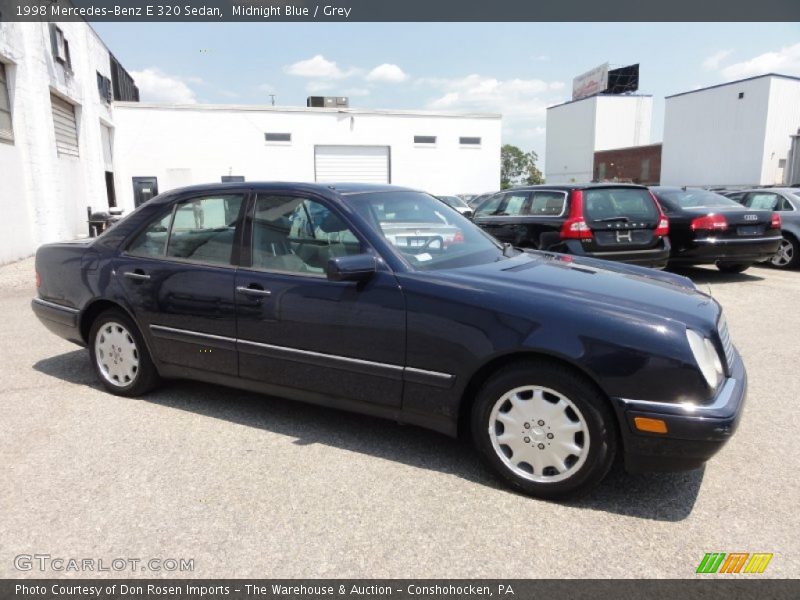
top-left (716, 262), bottom-right (751, 274)
top-left (89, 309), bottom-right (160, 396)
top-left (771, 235), bottom-right (799, 269)
top-left (471, 361), bottom-right (616, 500)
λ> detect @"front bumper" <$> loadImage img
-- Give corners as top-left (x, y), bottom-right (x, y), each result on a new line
top-left (612, 350), bottom-right (747, 473)
top-left (670, 235), bottom-right (782, 265)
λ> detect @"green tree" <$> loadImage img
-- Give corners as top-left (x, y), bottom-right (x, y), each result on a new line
top-left (500, 144), bottom-right (544, 188)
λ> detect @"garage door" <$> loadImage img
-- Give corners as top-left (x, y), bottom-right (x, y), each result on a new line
top-left (314, 145), bottom-right (390, 184)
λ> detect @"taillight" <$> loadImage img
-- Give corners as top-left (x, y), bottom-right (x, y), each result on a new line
top-left (650, 191), bottom-right (670, 237)
top-left (452, 230), bottom-right (465, 243)
top-left (560, 190), bottom-right (593, 240)
top-left (691, 214), bottom-right (728, 231)
top-left (35, 271), bottom-right (41, 288)
top-left (770, 212), bottom-right (781, 229)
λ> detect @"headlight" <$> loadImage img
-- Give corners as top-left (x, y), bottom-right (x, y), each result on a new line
top-left (686, 329), bottom-right (724, 389)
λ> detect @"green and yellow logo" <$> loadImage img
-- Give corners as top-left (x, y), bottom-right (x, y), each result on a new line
top-left (696, 552), bottom-right (773, 574)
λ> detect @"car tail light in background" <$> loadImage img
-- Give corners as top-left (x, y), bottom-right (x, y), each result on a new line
top-left (452, 230), bottom-right (465, 244)
top-left (770, 213), bottom-right (782, 229)
top-left (649, 191), bottom-right (670, 236)
top-left (35, 271), bottom-right (41, 288)
top-left (691, 214), bottom-right (728, 232)
top-left (560, 190), bottom-right (593, 240)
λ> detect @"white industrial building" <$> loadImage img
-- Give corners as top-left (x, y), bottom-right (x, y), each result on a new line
top-left (0, 20), bottom-right (139, 264)
top-left (661, 74), bottom-right (800, 187)
top-left (544, 94), bottom-right (653, 184)
top-left (111, 103), bottom-right (501, 211)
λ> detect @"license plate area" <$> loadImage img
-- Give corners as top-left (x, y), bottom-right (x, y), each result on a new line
top-left (737, 225), bottom-right (762, 236)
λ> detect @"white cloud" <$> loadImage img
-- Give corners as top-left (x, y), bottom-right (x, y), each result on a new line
top-left (702, 49), bottom-right (733, 71)
top-left (130, 68), bottom-right (197, 104)
top-left (365, 63), bottom-right (408, 83)
top-left (720, 42), bottom-right (800, 79)
top-left (284, 55), bottom-right (357, 79)
top-left (306, 80), bottom-right (334, 93)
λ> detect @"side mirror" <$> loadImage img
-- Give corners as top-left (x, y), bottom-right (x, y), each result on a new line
top-left (326, 253), bottom-right (377, 282)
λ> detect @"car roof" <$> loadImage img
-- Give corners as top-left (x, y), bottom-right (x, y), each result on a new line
top-left (149, 181), bottom-right (421, 204)
top-left (511, 182), bottom-right (649, 191)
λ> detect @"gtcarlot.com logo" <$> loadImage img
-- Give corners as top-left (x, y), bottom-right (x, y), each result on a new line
top-left (696, 552), bottom-right (773, 574)
top-left (14, 554), bottom-right (194, 573)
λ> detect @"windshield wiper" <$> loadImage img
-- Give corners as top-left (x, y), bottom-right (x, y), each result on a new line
top-left (592, 216), bottom-right (629, 223)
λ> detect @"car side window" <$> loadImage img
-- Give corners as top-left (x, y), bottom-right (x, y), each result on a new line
top-left (500, 193), bottom-right (529, 216)
top-left (127, 210), bottom-right (173, 257)
top-left (165, 194), bottom-right (244, 265)
top-left (252, 195), bottom-right (362, 274)
top-left (779, 197), bottom-right (794, 211)
top-left (474, 193), bottom-right (504, 217)
top-left (530, 192), bottom-right (566, 216)
top-left (745, 193), bottom-right (779, 211)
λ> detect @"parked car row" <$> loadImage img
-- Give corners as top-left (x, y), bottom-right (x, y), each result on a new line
top-left (453, 184), bottom-right (790, 274)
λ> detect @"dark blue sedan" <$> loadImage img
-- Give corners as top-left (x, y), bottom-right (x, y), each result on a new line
top-left (31, 182), bottom-right (746, 499)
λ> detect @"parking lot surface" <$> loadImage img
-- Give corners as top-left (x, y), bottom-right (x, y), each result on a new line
top-left (1, 257), bottom-right (798, 578)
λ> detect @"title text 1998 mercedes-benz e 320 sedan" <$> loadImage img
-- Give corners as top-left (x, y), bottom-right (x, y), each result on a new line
top-left (32, 182), bottom-right (746, 499)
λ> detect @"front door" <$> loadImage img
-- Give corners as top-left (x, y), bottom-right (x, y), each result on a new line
top-left (117, 191), bottom-right (247, 375)
top-left (132, 176), bottom-right (159, 207)
top-left (234, 191), bottom-right (406, 407)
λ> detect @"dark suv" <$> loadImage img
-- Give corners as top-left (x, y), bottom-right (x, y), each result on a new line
top-left (472, 184), bottom-right (670, 268)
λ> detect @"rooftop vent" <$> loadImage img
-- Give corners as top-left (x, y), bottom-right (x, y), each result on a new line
top-left (307, 96), bottom-right (349, 108)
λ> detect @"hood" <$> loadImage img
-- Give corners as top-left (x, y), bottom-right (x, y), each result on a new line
top-left (440, 250), bottom-right (719, 329)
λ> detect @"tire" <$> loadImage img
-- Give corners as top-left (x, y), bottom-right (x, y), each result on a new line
top-left (471, 360), bottom-right (617, 500)
top-left (771, 235), bottom-right (800, 269)
top-left (716, 262), bottom-right (751, 274)
top-left (89, 308), bottom-right (161, 396)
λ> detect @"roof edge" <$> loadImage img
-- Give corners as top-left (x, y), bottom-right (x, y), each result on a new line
top-left (666, 73), bottom-right (800, 100)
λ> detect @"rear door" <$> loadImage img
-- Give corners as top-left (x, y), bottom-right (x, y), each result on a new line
top-left (472, 191), bottom-right (530, 244)
top-left (117, 191), bottom-right (247, 376)
top-left (234, 190), bottom-right (406, 407)
top-left (582, 187), bottom-right (661, 252)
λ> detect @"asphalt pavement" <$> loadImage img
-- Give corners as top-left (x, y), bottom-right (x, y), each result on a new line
top-left (1, 257), bottom-right (798, 578)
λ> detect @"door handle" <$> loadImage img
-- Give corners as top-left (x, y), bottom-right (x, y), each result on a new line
top-left (124, 270), bottom-right (151, 281)
top-left (236, 285), bottom-right (272, 297)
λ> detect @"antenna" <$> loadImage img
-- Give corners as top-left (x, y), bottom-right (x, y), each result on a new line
top-left (269, 94), bottom-right (276, 106)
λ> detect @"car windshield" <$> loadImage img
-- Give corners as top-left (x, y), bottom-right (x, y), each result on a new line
top-left (582, 187), bottom-right (658, 222)
top-left (439, 195), bottom-right (468, 208)
top-left (344, 191), bottom-right (505, 270)
top-left (656, 189), bottom-right (741, 208)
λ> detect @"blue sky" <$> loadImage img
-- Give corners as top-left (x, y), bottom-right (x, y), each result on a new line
top-left (93, 22), bottom-right (800, 170)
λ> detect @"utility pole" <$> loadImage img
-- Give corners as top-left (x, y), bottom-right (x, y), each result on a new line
top-left (269, 94), bottom-right (276, 106)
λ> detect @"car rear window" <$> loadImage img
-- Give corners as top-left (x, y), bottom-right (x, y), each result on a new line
top-left (656, 189), bottom-right (740, 209)
top-left (583, 188), bottom-right (658, 222)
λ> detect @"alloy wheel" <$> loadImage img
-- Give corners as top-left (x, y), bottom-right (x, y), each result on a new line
top-left (771, 239), bottom-right (793, 267)
top-left (94, 321), bottom-right (140, 387)
top-left (488, 385), bottom-right (589, 483)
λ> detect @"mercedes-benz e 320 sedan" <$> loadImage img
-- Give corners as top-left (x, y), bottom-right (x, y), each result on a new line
top-left (32, 183), bottom-right (746, 499)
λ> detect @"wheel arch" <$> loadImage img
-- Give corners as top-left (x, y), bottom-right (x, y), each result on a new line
top-left (456, 350), bottom-right (611, 439)
top-left (79, 299), bottom-right (138, 345)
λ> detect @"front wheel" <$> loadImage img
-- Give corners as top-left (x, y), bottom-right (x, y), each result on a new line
top-left (89, 309), bottom-right (161, 396)
top-left (471, 361), bottom-right (617, 500)
top-left (771, 236), bottom-right (799, 269)
top-left (716, 262), bottom-right (751, 274)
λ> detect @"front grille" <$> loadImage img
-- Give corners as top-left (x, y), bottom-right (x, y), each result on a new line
top-left (718, 315), bottom-right (735, 369)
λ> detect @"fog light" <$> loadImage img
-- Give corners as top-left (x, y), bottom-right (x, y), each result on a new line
top-left (634, 417), bottom-right (668, 434)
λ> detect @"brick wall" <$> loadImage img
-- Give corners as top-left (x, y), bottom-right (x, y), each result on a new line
top-left (593, 143), bottom-right (662, 185)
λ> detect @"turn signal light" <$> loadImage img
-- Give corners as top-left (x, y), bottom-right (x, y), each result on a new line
top-left (691, 214), bottom-right (728, 232)
top-left (770, 213), bottom-right (781, 229)
top-left (634, 417), bottom-right (668, 434)
top-left (654, 217), bottom-right (669, 237)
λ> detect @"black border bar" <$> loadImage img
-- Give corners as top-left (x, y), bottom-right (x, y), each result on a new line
top-left (1, 0), bottom-right (800, 22)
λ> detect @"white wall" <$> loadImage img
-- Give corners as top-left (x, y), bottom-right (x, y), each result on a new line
top-left (660, 76), bottom-right (786, 187)
top-left (112, 104), bottom-right (501, 210)
top-left (545, 95), bottom-right (653, 184)
top-left (0, 21), bottom-right (117, 263)
top-left (762, 77), bottom-right (800, 185)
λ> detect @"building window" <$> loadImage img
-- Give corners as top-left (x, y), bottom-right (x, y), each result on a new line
top-left (738, 92), bottom-right (745, 99)
top-left (265, 132), bottom-right (291, 143)
top-left (459, 136), bottom-right (481, 146)
top-left (49, 24), bottom-right (72, 70)
top-left (641, 158), bottom-right (651, 182)
top-left (414, 135), bottom-right (436, 145)
top-left (597, 162), bottom-right (607, 180)
top-left (50, 93), bottom-right (79, 158)
top-left (110, 55), bottom-right (140, 102)
top-left (97, 72), bottom-right (112, 103)
top-left (0, 63), bottom-right (12, 143)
